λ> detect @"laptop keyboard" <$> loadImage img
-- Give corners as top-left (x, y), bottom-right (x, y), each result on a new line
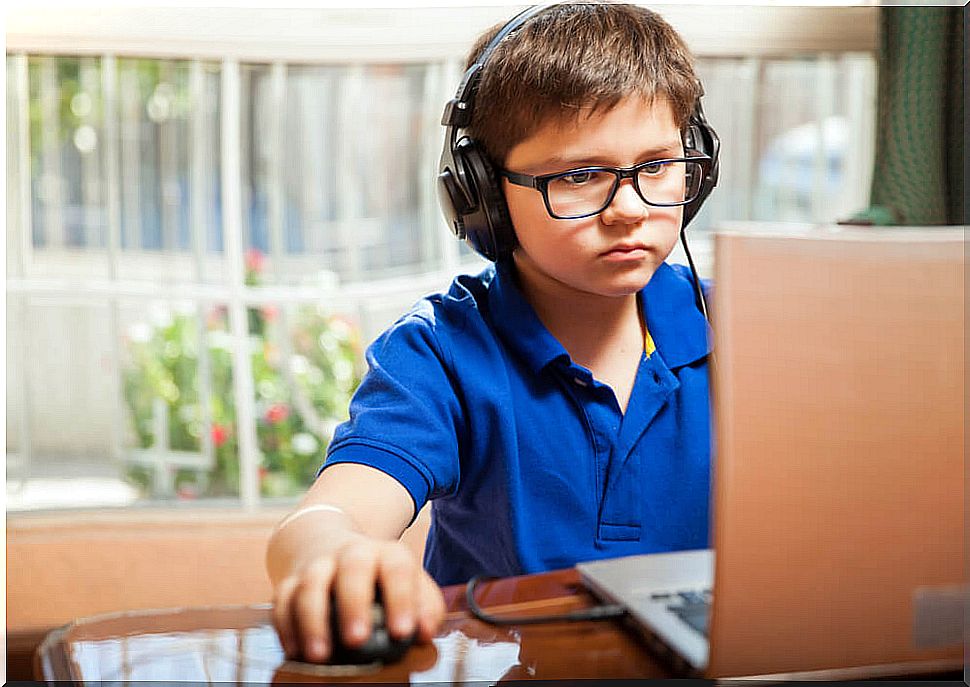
top-left (651, 588), bottom-right (712, 637)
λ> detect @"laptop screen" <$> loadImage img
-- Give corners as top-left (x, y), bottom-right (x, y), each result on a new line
top-left (707, 225), bottom-right (965, 677)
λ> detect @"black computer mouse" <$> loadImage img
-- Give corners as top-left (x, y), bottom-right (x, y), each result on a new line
top-left (327, 596), bottom-right (416, 665)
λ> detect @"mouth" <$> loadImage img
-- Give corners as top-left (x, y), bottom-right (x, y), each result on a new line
top-left (600, 243), bottom-right (650, 260)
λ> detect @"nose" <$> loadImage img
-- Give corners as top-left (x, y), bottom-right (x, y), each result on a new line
top-left (600, 178), bottom-right (648, 225)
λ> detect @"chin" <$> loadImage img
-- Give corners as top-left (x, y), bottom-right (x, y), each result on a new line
top-left (602, 262), bottom-right (660, 293)
top-left (593, 273), bottom-right (656, 298)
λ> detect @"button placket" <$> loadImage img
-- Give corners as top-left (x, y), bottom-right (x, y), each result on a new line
top-left (596, 353), bottom-right (680, 544)
top-left (580, 373), bottom-right (624, 539)
top-left (556, 363), bottom-right (614, 526)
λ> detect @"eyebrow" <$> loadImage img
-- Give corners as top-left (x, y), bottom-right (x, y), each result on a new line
top-left (528, 141), bottom-right (685, 172)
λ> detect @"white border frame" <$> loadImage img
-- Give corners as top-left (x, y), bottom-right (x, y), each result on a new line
top-left (6, 6), bottom-right (878, 61)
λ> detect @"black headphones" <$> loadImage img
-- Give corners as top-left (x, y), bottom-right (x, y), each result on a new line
top-left (437, 4), bottom-right (721, 263)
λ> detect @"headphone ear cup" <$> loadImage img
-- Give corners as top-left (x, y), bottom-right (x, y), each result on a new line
top-left (682, 115), bottom-right (721, 229)
top-left (456, 139), bottom-right (515, 261)
top-left (437, 158), bottom-right (471, 241)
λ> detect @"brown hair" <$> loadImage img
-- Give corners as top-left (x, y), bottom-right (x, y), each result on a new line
top-left (466, 2), bottom-right (701, 164)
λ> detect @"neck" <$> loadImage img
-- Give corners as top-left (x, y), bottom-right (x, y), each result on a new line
top-left (511, 254), bottom-right (643, 366)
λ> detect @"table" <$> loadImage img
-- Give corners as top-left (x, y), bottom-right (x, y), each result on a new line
top-left (35, 568), bottom-right (964, 684)
top-left (36, 568), bottom-right (670, 683)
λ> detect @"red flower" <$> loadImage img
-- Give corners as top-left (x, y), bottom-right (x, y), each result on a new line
top-left (211, 423), bottom-right (229, 447)
top-left (177, 485), bottom-right (199, 500)
top-left (265, 403), bottom-right (290, 424)
top-left (245, 248), bottom-right (265, 274)
top-left (206, 305), bottom-right (228, 330)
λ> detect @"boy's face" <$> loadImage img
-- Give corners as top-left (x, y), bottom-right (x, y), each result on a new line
top-left (503, 95), bottom-right (684, 300)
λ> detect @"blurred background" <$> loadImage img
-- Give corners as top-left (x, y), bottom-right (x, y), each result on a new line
top-left (6, 3), bottom-right (881, 512)
top-left (7, 2), bottom-right (967, 681)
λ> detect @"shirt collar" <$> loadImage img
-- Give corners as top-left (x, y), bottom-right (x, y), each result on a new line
top-left (640, 262), bottom-right (712, 369)
top-left (488, 259), bottom-right (571, 374)
top-left (487, 260), bottom-right (711, 374)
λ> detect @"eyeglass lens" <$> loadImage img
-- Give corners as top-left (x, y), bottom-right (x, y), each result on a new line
top-left (546, 160), bottom-right (702, 218)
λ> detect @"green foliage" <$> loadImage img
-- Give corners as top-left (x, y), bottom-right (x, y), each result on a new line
top-left (26, 56), bottom-right (195, 167)
top-left (122, 251), bottom-right (363, 500)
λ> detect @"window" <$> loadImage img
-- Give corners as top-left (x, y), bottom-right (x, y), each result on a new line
top-left (6, 5), bottom-right (878, 511)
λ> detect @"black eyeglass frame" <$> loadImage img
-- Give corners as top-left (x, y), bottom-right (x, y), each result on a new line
top-left (500, 155), bottom-right (713, 220)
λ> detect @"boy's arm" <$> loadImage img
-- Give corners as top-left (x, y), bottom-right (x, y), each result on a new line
top-left (266, 463), bottom-right (445, 663)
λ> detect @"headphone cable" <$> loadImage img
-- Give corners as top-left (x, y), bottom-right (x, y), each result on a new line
top-left (465, 575), bottom-right (627, 626)
top-left (679, 228), bottom-right (710, 321)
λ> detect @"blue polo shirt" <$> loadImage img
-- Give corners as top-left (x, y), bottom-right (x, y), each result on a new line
top-left (323, 260), bottom-right (712, 586)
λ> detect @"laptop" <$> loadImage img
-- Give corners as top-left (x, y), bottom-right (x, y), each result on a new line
top-left (577, 224), bottom-right (966, 680)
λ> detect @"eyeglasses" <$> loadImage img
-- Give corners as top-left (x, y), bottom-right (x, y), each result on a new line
top-left (500, 156), bottom-right (711, 220)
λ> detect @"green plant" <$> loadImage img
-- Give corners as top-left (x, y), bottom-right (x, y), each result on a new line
top-left (122, 249), bottom-right (363, 499)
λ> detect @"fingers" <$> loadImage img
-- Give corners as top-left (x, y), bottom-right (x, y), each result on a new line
top-left (292, 557), bottom-right (336, 661)
top-left (271, 540), bottom-right (445, 664)
top-left (376, 543), bottom-right (419, 640)
top-left (332, 542), bottom-right (380, 646)
top-left (271, 575), bottom-right (300, 659)
top-left (415, 570), bottom-right (447, 643)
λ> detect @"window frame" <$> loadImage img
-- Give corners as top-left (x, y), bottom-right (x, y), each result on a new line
top-left (5, 4), bottom-right (879, 515)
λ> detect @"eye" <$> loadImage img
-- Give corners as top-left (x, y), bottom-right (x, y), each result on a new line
top-left (561, 170), bottom-right (593, 185)
top-left (640, 162), bottom-right (667, 177)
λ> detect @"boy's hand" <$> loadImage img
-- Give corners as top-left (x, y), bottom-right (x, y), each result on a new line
top-left (271, 536), bottom-right (446, 663)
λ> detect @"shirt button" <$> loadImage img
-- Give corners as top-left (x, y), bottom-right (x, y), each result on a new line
top-left (573, 378), bottom-right (588, 387)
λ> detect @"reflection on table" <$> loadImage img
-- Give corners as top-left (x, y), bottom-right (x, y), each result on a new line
top-left (38, 569), bottom-right (669, 684)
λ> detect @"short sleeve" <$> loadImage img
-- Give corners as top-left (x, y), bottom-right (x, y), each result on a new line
top-left (322, 309), bottom-right (465, 519)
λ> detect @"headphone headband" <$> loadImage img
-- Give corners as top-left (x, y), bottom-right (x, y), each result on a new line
top-left (442, 5), bottom-right (549, 132)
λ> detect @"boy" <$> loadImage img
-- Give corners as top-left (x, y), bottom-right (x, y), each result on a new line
top-left (267, 1), bottom-right (715, 664)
